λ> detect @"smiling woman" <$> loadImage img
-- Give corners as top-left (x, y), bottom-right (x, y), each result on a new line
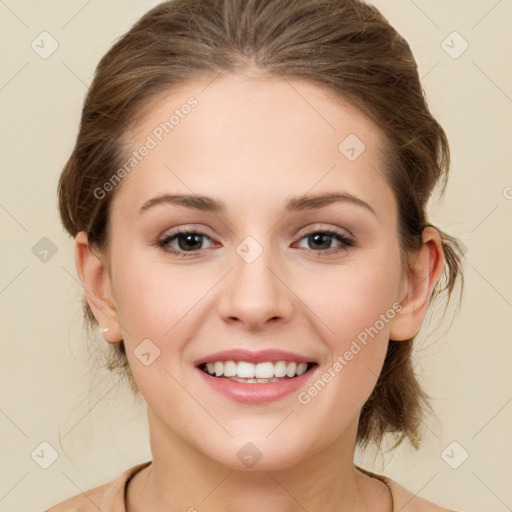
top-left (46, 0), bottom-right (464, 511)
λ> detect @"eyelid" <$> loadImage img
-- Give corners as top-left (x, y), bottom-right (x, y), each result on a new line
top-left (295, 222), bottom-right (355, 240)
top-left (157, 223), bottom-right (355, 258)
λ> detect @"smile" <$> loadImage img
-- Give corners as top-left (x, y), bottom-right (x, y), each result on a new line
top-left (194, 349), bottom-right (319, 404)
top-left (200, 360), bottom-right (314, 383)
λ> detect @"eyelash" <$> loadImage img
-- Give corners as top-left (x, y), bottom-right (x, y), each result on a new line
top-left (157, 228), bottom-right (355, 258)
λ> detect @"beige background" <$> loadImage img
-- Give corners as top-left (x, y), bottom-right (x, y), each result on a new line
top-left (1, 1), bottom-right (511, 511)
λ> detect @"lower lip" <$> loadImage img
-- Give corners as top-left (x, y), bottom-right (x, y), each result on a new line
top-left (196, 366), bottom-right (317, 404)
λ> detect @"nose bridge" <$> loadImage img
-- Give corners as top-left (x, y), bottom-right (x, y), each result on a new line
top-left (217, 235), bottom-right (293, 328)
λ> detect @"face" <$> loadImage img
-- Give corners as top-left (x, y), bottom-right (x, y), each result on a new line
top-left (100, 74), bottom-right (409, 470)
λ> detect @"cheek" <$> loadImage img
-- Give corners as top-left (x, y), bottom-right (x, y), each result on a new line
top-left (295, 248), bottom-right (402, 406)
top-left (109, 250), bottom-right (210, 408)
top-left (111, 247), bottom-right (210, 340)
top-left (300, 248), bottom-right (402, 346)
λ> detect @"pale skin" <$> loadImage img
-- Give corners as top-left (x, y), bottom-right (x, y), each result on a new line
top-left (75, 74), bottom-right (444, 511)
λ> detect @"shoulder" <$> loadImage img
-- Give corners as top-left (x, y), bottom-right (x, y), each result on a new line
top-left (43, 461), bottom-right (152, 512)
top-left (384, 475), bottom-right (458, 512)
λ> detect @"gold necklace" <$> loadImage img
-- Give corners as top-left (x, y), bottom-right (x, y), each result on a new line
top-left (354, 465), bottom-right (395, 512)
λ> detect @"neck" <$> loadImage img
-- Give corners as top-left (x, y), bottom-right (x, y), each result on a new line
top-left (127, 408), bottom-right (391, 512)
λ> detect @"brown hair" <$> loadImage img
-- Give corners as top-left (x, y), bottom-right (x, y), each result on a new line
top-left (58, 0), bottom-right (464, 450)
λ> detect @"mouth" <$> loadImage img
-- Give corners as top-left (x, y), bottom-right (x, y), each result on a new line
top-left (194, 349), bottom-right (319, 403)
top-left (198, 360), bottom-right (318, 384)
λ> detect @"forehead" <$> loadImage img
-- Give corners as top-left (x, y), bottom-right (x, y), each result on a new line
top-left (113, 73), bottom-right (394, 219)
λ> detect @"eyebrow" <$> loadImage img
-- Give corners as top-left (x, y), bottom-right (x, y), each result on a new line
top-left (139, 192), bottom-right (377, 217)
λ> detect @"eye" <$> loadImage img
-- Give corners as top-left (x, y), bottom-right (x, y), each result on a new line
top-left (295, 230), bottom-right (354, 254)
top-left (157, 228), bottom-right (354, 258)
top-left (158, 230), bottom-right (215, 256)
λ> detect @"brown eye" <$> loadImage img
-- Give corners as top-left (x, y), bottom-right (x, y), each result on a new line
top-left (175, 233), bottom-right (205, 251)
top-left (158, 230), bottom-right (214, 256)
top-left (296, 230), bottom-right (354, 254)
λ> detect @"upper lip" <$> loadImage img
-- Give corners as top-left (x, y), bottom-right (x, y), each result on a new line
top-left (193, 349), bottom-right (316, 367)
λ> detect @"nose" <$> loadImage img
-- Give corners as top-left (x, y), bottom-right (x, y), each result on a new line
top-left (217, 242), bottom-right (294, 331)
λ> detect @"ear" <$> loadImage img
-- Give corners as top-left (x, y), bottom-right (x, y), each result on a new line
top-left (389, 226), bottom-right (445, 341)
top-left (74, 231), bottom-right (123, 343)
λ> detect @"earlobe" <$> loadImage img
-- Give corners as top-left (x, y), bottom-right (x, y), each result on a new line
top-left (389, 227), bottom-right (445, 341)
top-left (74, 231), bottom-right (123, 343)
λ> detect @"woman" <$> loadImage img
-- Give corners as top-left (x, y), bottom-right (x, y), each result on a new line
top-left (46, 0), bottom-right (463, 510)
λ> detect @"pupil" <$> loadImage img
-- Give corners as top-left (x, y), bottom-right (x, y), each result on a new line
top-left (310, 233), bottom-right (331, 250)
top-left (179, 234), bottom-right (202, 250)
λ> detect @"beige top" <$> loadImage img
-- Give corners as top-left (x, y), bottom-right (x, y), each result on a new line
top-left (44, 461), bottom-right (458, 512)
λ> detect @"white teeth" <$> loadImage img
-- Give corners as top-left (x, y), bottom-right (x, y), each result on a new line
top-left (214, 361), bottom-right (224, 377)
top-left (223, 360), bottom-right (237, 377)
top-left (226, 376), bottom-right (283, 384)
top-left (202, 360), bottom-right (311, 380)
top-left (237, 361), bottom-right (255, 378)
top-left (255, 362), bottom-right (274, 379)
top-left (286, 362), bottom-right (297, 378)
top-left (296, 362), bottom-right (308, 376)
top-left (274, 360), bottom-right (287, 378)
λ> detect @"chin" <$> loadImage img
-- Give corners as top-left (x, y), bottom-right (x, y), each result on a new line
top-left (200, 434), bottom-right (317, 472)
